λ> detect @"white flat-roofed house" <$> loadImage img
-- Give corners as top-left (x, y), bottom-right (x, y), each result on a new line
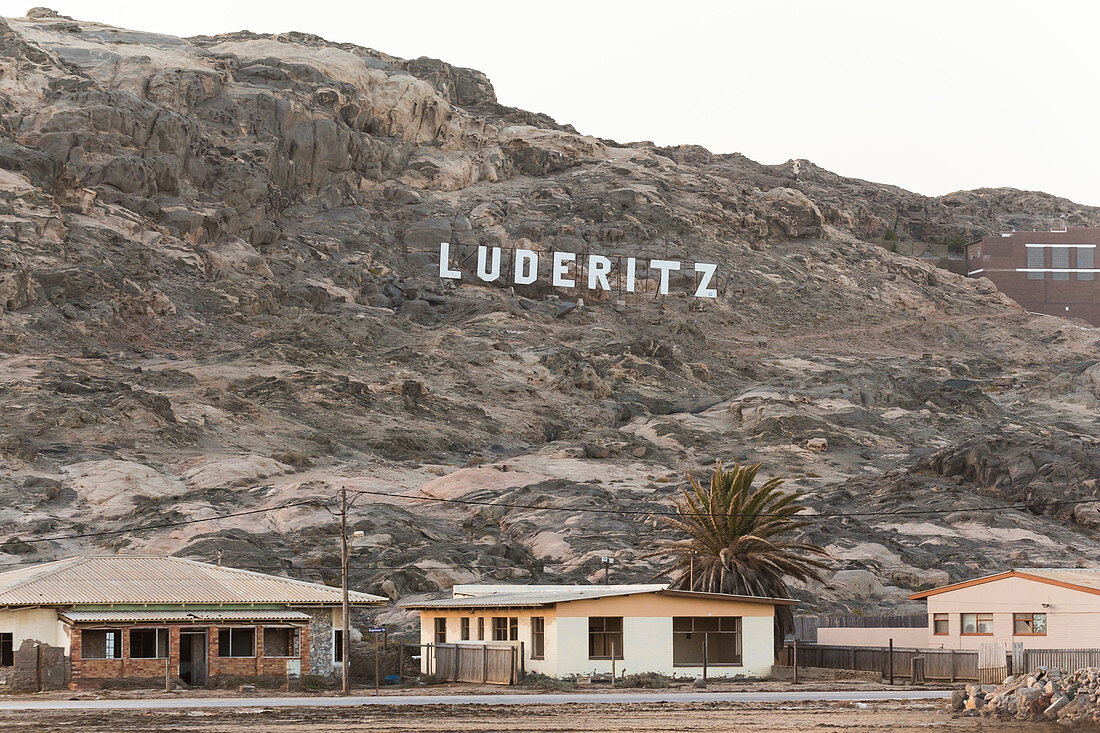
top-left (401, 584), bottom-right (795, 680)
top-left (910, 568), bottom-right (1100, 650)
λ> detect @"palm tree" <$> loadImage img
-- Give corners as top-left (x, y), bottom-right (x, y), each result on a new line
top-left (652, 461), bottom-right (829, 652)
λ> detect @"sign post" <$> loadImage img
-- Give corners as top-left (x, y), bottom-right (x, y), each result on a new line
top-left (367, 626), bottom-right (386, 692)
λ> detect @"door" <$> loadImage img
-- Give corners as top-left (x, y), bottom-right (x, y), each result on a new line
top-left (179, 631), bottom-right (208, 687)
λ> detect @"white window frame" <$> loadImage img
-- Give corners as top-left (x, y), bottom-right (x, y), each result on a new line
top-left (261, 625), bottom-right (300, 659)
top-left (217, 626), bottom-right (257, 658)
top-left (128, 627), bottom-right (170, 660)
top-left (82, 628), bottom-right (123, 660)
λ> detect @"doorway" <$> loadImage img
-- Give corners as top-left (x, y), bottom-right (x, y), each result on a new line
top-left (179, 630), bottom-right (208, 687)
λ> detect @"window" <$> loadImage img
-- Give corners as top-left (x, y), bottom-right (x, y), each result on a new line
top-left (217, 627), bottom-right (255, 657)
top-left (961, 613), bottom-right (993, 635)
top-left (460, 617), bottom-right (470, 641)
top-left (588, 617), bottom-right (623, 659)
top-left (333, 629), bottom-right (343, 663)
top-left (1014, 613), bottom-right (1047, 636)
top-left (0, 633), bottom-right (11, 667)
top-left (82, 629), bottom-right (122, 659)
top-left (933, 614), bottom-right (949, 636)
top-left (672, 617), bottom-right (742, 666)
top-left (1052, 247), bottom-right (1070, 280)
top-left (129, 628), bottom-right (169, 659)
top-left (1079, 248), bottom-right (1094, 280)
top-left (531, 617), bottom-right (545, 659)
top-left (1027, 247), bottom-right (1044, 279)
top-left (434, 617), bottom-right (447, 644)
top-left (263, 627), bottom-right (299, 657)
top-left (477, 617), bottom-right (484, 641)
top-left (491, 617), bottom-right (517, 641)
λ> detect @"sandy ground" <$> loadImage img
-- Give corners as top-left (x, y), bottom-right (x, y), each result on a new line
top-left (0, 700), bottom-right (1045, 732)
top-left (0, 678), bottom-right (924, 701)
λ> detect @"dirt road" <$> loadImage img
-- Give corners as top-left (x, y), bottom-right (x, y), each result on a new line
top-left (0, 700), bottom-right (1038, 732)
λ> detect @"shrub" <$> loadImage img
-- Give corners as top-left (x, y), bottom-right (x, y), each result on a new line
top-left (523, 672), bottom-right (575, 690)
top-left (617, 672), bottom-right (671, 689)
top-left (97, 677), bottom-right (172, 690)
top-left (300, 674), bottom-right (335, 691)
top-left (883, 229), bottom-right (898, 241)
top-left (210, 674), bottom-right (284, 690)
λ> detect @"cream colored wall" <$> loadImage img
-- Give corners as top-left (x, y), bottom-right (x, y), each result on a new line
top-left (416, 594), bottom-right (779, 678)
top-left (555, 594), bottom-right (776, 619)
top-left (417, 609), bottom-right (561, 676)
top-left (924, 577), bottom-right (1100, 650)
top-left (816, 627), bottom-right (928, 648)
top-left (0, 608), bottom-right (68, 653)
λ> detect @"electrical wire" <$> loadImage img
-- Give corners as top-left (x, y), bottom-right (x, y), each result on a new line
top-left (347, 487), bottom-right (1095, 519)
top-left (3, 483), bottom-right (1091, 548)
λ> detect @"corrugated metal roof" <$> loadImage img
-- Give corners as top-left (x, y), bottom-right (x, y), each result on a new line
top-left (0, 556), bottom-right (386, 606)
top-left (400, 584), bottom-right (794, 610)
top-left (1018, 568), bottom-right (1100, 590)
top-left (910, 567), bottom-right (1100, 600)
top-left (452, 583), bottom-right (667, 598)
top-left (60, 609), bottom-right (312, 623)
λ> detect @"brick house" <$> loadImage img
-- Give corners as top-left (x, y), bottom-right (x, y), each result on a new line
top-left (963, 227), bottom-right (1100, 325)
top-left (0, 556), bottom-right (384, 689)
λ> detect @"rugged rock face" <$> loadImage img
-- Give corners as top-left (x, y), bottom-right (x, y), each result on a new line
top-left (3, 10), bottom-right (1100, 629)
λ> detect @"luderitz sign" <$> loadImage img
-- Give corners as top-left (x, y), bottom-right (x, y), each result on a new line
top-left (435, 243), bottom-right (719, 298)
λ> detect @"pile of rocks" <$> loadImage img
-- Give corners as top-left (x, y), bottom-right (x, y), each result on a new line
top-left (956, 667), bottom-right (1100, 725)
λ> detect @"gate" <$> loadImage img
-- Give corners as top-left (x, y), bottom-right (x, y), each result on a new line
top-left (428, 642), bottom-right (523, 685)
top-left (978, 642), bottom-right (1008, 685)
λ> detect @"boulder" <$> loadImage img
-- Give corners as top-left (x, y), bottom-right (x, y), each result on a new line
top-left (756, 187), bottom-right (824, 239)
top-left (62, 460), bottom-right (188, 517)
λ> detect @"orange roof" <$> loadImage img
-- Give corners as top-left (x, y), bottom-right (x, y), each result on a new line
top-left (910, 568), bottom-right (1100, 600)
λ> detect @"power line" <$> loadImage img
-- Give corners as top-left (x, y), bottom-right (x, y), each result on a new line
top-left (0, 559), bottom-right (645, 572)
top-left (12, 499), bottom-right (327, 545)
top-left (348, 487), bottom-right (1093, 520)
top-left (3, 483), bottom-right (1091, 549)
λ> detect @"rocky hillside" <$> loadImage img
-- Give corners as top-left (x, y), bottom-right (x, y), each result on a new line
top-left (3, 8), bottom-right (1100, 628)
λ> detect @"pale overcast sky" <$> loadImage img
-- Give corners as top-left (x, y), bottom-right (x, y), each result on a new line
top-left (3, 0), bottom-right (1099, 205)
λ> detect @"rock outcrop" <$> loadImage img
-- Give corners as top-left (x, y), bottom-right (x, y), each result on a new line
top-left (2, 10), bottom-right (1100, 628)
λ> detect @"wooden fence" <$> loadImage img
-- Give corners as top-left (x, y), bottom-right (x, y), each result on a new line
top-left (426, 642), bottom-right (524, 685)
top-left (792, 614), bottom-right (927, 641)
top-left (785, 643), bottom-right (979, 682)
top-left (1023, 648), bottom-right (1100, 672)
top-left (789, 644), bottom-right (1100, 684)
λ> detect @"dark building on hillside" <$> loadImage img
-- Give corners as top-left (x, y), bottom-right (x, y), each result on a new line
top-left (965, 227), bottom-right (1100, 326)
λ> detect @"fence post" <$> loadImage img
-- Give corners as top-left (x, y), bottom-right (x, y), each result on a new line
top-left (792, 638), bottom-right (798, 684)
top-left (950, 649), bottom-right (956, 683)
top-left (889, 639), bottom-right (894, 685)
top-left (850, 646), bottom-right (855, 671)
top-left (375, 635), bottom-right (381, 693)
top-left (702, 634), bottom-right (708, 683)
top-left (482, 644), bottom-right (488, 684)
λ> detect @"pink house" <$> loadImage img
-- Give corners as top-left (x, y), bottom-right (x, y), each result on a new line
top-left (910, 568), bottom-right (1100, 650)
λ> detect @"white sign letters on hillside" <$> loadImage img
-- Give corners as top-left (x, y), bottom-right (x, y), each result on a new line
top-left (436, 243), bottom-right (718, 298)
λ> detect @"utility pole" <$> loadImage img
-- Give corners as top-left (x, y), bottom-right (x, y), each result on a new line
top-left (340, 485), bottom-right (351, 696)
top-left (601, 557), bottom-right (614, 584)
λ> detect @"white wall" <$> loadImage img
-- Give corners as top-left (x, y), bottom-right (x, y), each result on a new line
top-left (0, 608), bottom-right (68, 653)
top-left (554, 615), bottom-right (773, 678)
